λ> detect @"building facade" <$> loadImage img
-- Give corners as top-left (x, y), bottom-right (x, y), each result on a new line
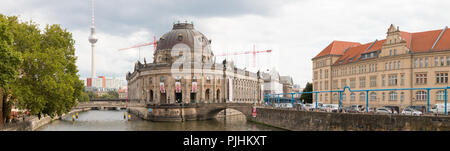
top-left (312, 24), bottom-right (450, 108)
top-left (127, 23), bottom-right (264, 105)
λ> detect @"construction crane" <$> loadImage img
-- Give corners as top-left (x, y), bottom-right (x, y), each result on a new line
top-left (119, 36), bottom-right (157, 61)
top-left (216, 45), bottom-right (272, 67)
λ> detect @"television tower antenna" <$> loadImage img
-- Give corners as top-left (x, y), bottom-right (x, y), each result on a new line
top-left (88, 0), bottom-right (98, 78)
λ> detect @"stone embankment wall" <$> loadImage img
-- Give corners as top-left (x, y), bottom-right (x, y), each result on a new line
top-left (0, 107), bottom-right (91, 131)
top-left (127, 107), bottom-right (148, 120)
top-left (250, 108), bottom-right (450, 131)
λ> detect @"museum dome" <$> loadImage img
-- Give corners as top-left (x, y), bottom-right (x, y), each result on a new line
top-left (156, 22), bottom-right (211, 52)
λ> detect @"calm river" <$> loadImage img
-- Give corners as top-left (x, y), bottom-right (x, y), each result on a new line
top-left (37, 110), bottom-right (282, 131)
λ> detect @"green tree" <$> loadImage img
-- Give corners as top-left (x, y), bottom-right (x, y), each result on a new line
top-left (3, 14), bottom-right (83, 117)
top-left (77, 91), bottom-right (90, 102)
top-left (0, 14), bottom-right (22, 123)
top-left (301, 82), bottom-right (313, 103)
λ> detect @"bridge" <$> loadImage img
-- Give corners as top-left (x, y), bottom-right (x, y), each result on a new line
top-left (75, 99), bottom-right (145, 110)
top-left (145, 102), bottom-right (256, 122)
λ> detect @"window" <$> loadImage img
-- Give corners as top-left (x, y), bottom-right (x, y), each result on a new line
top-left (149, 77), bottom-right (153, 83)
top-left (388, 75), bottom-right (398, 86)
top-left (447, 56), bottom-right (450, 66)
top-left (419, 59), bottom-right (423, 68)
top-left (389, 91), bottom-right (397, 101)
top-left (385, 63), bottom-right (388, 70)
top-left (415, 73), bottom-right (427, 85)
top-left (350, 93), bottom-right (356, 101)
top-left (325, 94), bottom-right (328, 101)
top-left (441, 57), bottom-right (445, 66)
top-left (382, 93), bottom-right (386, 101)
top-left (160, 76), bottom-right (166, 82)
top-left (435, 57), bottom-right (439, 66)
top-left (341, 79), bottom-right (347, 89)
top-left (370, 92), bottom-right (377, 101)
top-left (350, 79), bottom-right (356, 88)
top-left (401, 92), bottom-right (405, 102)
top-left (436, 72), bottom-right (448, 84)
top-left (425, 58), bottom-right (429, 67)
top-left (314, 71), bottom-right (318, 79)
top-left (359, 77), bottom-right (366, 88)
top-left (389, 50), bottom-right (392, 56)
top-left (416, 91), bottom-right (427, 101)
top-left (382, 75), bottom-right (385, 86)
top-left (333, 94), bottom-right (339, 101)
top-left (394, 49), bottom-right (397, 55)
top-left (401, 75), bottom-right (405, 86)
top-left (393, 61), bottom-right (397, 69)
top-left (360, 92), bottom-right (366, 102)
top-left (370, 76), bottom-right (377, 87)
top-left (398, 61), bottom-right (401, 69)
top-left (414, 59), bottom-right (418, 68)
top-left (325, 69), bottom-right (328, 78)
top-left (437, 91), bottom-right (445, 101)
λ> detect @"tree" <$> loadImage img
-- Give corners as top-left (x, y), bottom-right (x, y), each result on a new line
top-left (77, 91), bottom-right (90, 102)
top-left (2, 14), bottom-right (84, 118)
top-left (0, 14), bottom-right (22, 123)
top-left (301, 82), bottom-right (313, 103)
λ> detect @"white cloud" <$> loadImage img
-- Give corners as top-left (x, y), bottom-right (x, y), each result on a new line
top-left (3, 0), bottom-right (450, 87)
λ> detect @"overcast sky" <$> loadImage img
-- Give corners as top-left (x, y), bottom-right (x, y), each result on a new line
top-left (2, 0), bottom-right (450, 86)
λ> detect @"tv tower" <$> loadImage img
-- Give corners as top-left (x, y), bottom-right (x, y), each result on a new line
top-left (88, 0), bottom-right (98, 78)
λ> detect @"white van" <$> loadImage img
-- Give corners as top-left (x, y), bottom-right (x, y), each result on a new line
top-left (430, 104), bottom-right (450, 114)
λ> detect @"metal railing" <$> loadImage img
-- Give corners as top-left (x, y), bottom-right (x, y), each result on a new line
top-left (264, 86), bottom-right (449, 115)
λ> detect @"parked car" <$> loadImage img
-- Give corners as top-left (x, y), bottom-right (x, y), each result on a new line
top-left (401, 108), bottom-right (422, 116)
top-left (303, 104), bottom-right (314, 111)
top-left (279, 103), bottom-right (293, 108)
top-left (328, 104), bottom-right (339, 112)
top-left (383, 106), bottom-right (399, 114)
top-left (376, 107), bottom-right (392, 114)
top-left (430, 104), bottom-right (450, 115)
top-left (350, 105), bottom-right (364, 112)
top-left (406, 105), bottom-right (426, 113)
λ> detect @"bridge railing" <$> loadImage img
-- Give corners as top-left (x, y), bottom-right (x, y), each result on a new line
top-left (265, 86), bottom-right (449, 115)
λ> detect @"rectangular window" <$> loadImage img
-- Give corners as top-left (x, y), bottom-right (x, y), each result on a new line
top-left (398, 61), bottom-right (401, 69)
top-left (341, 79), bottom-right (347, 89)
top-left (415, 73), bottom-right (427, 85)
top-left (388, 75), bottom-right (398, 86)
top-left (370, 76), bottom-right (377, 87)
top-left (314, 71), bottom-right (318, 80)
top-left (350, 79), bottom-right (356, 88)
top-left (414, 59), bottom-right (418, 68)
top-left (390, 92), bottom-right (398, 101)
top-left (419, 59), bottom-right (423, 68)
top-left (447, 56), bottom-right (450, 66)
top-left (436, 72), bottom-right (449, 84)
top-left (425, 58), bottom-right (429, 67)
top-left (401, 74), bottom-right (405, 86)
top-left (441, 57), bottom-right (445, 66)
top-left (382, 75), bottom-right (385, 86)
top-left (435, 57), bottom-right (439, 67)
top-left (359, 77), bottom-right (366, 88)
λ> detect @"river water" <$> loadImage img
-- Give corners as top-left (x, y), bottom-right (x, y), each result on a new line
top-left (37, 110), bottom-right (282, 131)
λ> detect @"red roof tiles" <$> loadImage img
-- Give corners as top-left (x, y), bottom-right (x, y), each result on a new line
top-left (313, 41), bottom-right (361, 59)
top-left (316, 26), bottom-right (450, 65)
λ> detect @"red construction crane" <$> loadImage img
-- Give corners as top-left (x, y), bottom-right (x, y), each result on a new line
top-left (118, 36), bottom-right (157, 61)
top-left (216, 45), bottom-right (272, 67)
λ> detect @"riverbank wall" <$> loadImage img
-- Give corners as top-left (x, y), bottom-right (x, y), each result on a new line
top-left (0, 107), bottom-right (91, 131)
top-left (127, 107), bottom-right (148, 120)
top-left (249, 108), bottom-right (450, 131)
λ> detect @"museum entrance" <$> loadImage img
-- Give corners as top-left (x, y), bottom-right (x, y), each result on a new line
top-left (175, 92), bottom-right (182, 103)
top-left (149, 90), bottom-right (153, 102)
top-left (160, 93), bottom-right (167, 104)
top-left (216, 89), bottom-right (220, 103)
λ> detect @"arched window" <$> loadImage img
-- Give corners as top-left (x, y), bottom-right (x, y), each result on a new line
top-left (370, 92), bottom-right (377, 101)
top-left (350, 93), bottom-right (356, 101)
top-left (359, 92), bottom-right (366, 102)
top-left (416, 91), bottom-right (427, 101)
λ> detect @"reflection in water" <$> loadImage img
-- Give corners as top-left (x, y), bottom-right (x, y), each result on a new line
top-left (37, 110), bottom-right (282, 131)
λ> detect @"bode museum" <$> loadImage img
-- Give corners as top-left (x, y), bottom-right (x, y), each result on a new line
top-left (126, 23), bottom-right (264, 105)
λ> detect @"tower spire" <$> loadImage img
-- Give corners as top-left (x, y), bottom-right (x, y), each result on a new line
top-left (89, 0), bottom-right (98, 78)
